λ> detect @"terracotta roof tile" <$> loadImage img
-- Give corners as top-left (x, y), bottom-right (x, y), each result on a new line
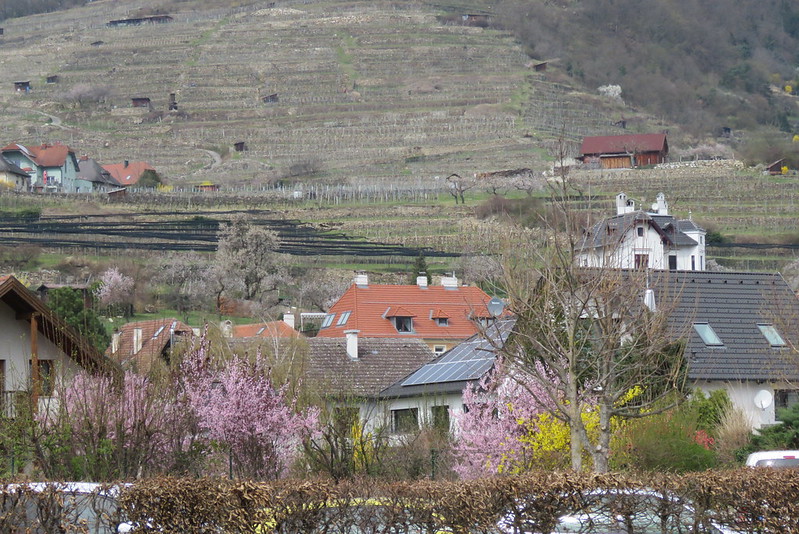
top-left (27, 143), bottom-right (74, 167)
top-left (316, 283), bottom-right (493, 342)
top-left (580, 133), bottom-right (667, 156)
top-left (108, 318), bottom-right (193, 372)
top-left (102, 161), bottom-right (155, 186)
top-left (232, 321), bottom-right (302, 338)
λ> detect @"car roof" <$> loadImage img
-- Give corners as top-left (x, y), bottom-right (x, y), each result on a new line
top-left (745, 450), bottom-right (799, 464)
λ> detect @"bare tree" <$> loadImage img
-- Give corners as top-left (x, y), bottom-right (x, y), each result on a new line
top-left (446, 173), bottom-right (475, 205)
top-left (496, 176), bottom-right (688, 472)
top-left (216, 215), bottom-right (285, 301)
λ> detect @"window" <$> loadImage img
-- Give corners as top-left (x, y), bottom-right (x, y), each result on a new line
top-left (776, 389), bottom-right (799, 413)
top-left (691, 255), bottom-right (696, 270)
top-left (395, 316), bottom-right (413, 333)
top-left (634, 254), bottom-right (649, 269)
top-left (668, 255), bottom-right (677, 270)
top-left (435, 317), bottom-right (449, 327)
top-left (637, 226), bottom-right (644, 237)
top-left (391, 408), bottom-right (419, 433)
top-left (336, 311), bottom-right (351, 326)
top-left (758, 324), bottom-right (786, 347)
top-left (431, 405), bottom-right (450, 433)
top-left (694, 323), bottom-right (723, 346)
top-left (321, 313), bottom-right (335, 329)
top-left (433, 345), bottom-right (447, 355)
top-left (29, 360), bottom-right (53, 396)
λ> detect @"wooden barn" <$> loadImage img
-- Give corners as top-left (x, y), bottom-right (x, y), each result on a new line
top-left (579, 133), bottom-right (669, 169)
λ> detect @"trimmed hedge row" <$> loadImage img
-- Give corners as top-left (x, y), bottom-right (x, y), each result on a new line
top-left (3, 470), bottom-right (798, 533)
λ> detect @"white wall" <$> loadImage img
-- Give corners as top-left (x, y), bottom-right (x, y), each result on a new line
top-left (0, 301), bottom-right (82, 393)
top-left (694, 380), bottom-right (788, 430)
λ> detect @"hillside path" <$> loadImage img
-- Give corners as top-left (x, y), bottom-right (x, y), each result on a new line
top-left (198, 149), bottom-right (222, 169)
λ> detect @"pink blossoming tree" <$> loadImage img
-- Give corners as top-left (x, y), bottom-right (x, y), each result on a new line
top-left (181, 339), bottom-right (319, 480)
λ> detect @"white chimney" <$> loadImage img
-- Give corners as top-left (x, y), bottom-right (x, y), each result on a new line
top-left (133, 327), bottom-right (143, 354)
top-left (283, 311), bottom-right (295, 329)
top-left (616, 192), bottom-right (635, 215)
top-left (644, 288), bottom-right (656, 312)
top-left (345, 329), bottom-right (360, 360)
top-left (354, 271), bottom-right (368, 287)
top-left (416, 272), bottom-right (428, 288)
top-left (441, 273), bottom-right (459, 289)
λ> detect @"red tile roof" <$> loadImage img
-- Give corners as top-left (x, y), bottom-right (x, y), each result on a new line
top-left (232, 321), bottom-right (302, 338)
top-left (107, 318), bottom-right (193, 372)
top-left (102, 161), bottom-right (155, 186)
top-left (580, 133), bottom-right (667, 156)
top-left (2, 142), bottom-right (75, 167)
top-left (316, 283), bottom-right (493, 341)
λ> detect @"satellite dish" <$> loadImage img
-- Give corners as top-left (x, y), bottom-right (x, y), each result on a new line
top-left (487, 297), bottom-right (505, 318)
top-left (754, 389), bottom-right (773, 410)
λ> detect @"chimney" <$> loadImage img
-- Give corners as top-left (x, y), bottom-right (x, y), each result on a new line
top-left (133, 327), bottom-right (143, 354)
top-left (123, 160), bottom-right (129, 168)
top-left (345, 330), bottom-right (360, 360)
top-left (441, 272), bottom-right (459, 290)
top-left (644, 289), bottom-right (656, 312)
top-left (616, 192), bottom-right (635, 215)
top-left (283, 311), bottom-right (295, 329)
top-left (416, 272), bottom-right (428, 288)
top-left (354, 271), bottom-right (368, 287)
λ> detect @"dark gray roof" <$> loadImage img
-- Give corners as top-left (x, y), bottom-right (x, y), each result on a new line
top-left (379, 319), bottom-right (515, 399)
top-left (581, 212), bottom-right (700, 250)
top-left (77, 158), bottom-right (118, 185)
top-left (306, 337), bottom-right (435, 398)
top-left (654, 271), bottom-right (799, 382)
top-left (0, 155), bottom-right (28, 177)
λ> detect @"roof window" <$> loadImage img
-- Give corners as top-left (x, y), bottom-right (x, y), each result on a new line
top-left (321, 313), bottom-right (335, 329)
top-left (693, 323), bottom-right (723, 346)
top-left (337, 311), bottom-right (351, 326)
top-left (758, 324), bottom-right (786, 347)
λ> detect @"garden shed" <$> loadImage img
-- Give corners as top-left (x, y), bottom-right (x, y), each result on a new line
top-left (579, 133), bottom-right (669, 169)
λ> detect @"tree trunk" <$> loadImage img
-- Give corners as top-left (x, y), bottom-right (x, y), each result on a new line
top-left (592, 401), bottom-right (612, 473)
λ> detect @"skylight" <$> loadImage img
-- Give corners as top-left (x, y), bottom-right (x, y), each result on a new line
top-left (337, 311), bottom-right (351, 326)
top-left (693, 323), bottom-right (723, 346)
top-left (758, 324), bottom-right (786, 347)
top-left (321, 313), bottom-right (335, 329)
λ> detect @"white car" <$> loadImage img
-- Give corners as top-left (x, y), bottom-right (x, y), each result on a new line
top-left (497, 489), bottom-right (739, 534)
top-left (745, 450), bottom-right (799, 468)
top-left (1, 482), bottom-right (133, 534)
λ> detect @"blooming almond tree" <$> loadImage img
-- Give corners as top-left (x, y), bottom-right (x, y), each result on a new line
top-left (97, 267), bottom-right (134, 316)
top-left (451, 360), bottom-right (555, 478)
top-left (182, 339), bottom-right (319, 480)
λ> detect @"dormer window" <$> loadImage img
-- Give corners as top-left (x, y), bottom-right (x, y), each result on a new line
top-left (694, 322), bottom-right (723, 346)
top-left (395, 316), bottom-right (413, 333)
top-left (758, 324), bottom-right (786, 347)
top-left (431, 308), bottom-right (450, 327)
top-left (436, 317), bottom-right (449, 327)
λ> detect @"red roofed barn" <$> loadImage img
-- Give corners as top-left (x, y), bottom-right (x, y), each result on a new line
top-left (316, 272), bottom-right (496, 355)
top-left (579, 133), bottom-right (669, 169)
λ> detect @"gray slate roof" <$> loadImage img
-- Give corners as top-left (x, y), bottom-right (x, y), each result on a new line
top-left (306, 337), bottom-right (436, 398)
top-left (581, 212), bottom-right (702, 250)
top-left (379, 319), bottom-right (515, 399)
top-left (0, 155), bottom-right (28, 177)
top-left (77, 158), bottom-right (119, 186)
top-left (654, 270), bottom-right (799, 382)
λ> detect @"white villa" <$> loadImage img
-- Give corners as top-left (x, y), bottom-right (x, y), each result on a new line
top-left (578, 192), bottom-right (706, 271)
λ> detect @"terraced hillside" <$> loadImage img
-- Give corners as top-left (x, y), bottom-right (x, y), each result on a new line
top-left (0, 0), bottom-right (532, 186)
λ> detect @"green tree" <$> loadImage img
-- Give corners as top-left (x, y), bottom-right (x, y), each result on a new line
top-left (48, 287), bottom-right (110, 352)
top-left (138, 169), bottom-right (163, 188)
top-left (408, 253), bottom-right (431, 285)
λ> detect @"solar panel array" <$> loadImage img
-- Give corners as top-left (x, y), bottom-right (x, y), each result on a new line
top-left (400, 319), bottom-right (514, 387)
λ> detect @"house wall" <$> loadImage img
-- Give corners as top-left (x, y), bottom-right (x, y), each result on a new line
top-left (694, 380), bottom-right (788, 429)
top-left (0, 300), bottom-right (82, 393)
top-left (578, 224), bottom-right (703, 271)
top-left (374, 393), bottom-right (466, 435)
top-left (0, 170), bottom-right (27, 190)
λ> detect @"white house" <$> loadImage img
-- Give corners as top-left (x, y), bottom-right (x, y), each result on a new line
top-left (578, 193), bottom-right (706, 271)
top-left (0, 276), bottom-right (119, 416)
